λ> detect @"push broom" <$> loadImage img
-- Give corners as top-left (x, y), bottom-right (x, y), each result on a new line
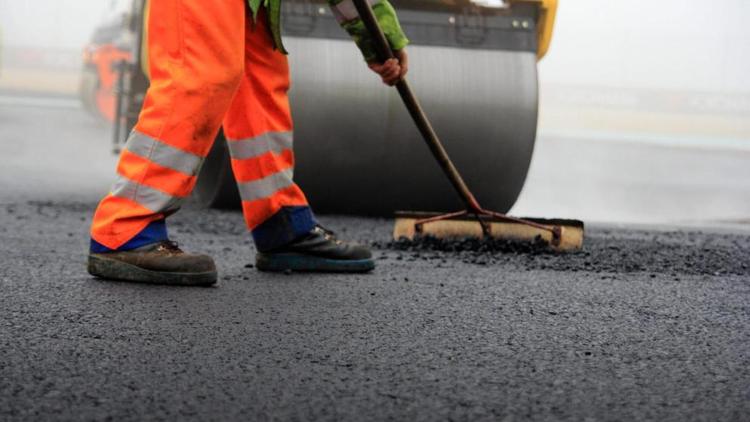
top-left (352, 0), bottom-right (584, 251)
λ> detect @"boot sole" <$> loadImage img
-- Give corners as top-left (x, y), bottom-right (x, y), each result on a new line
top-left (255, 253), bottom-right (375, 273)
top-left (88, 255), bottom-right (218, 286)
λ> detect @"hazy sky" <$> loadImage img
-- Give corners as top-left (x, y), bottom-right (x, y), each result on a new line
top-left (1, 0), bottom-right (748, 94)
top-left (0, 0), bottom-right (130, 49)
top-left (539, 0), bottom-right (750, 93)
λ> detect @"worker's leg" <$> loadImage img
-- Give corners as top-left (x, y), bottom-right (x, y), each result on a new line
top-left (223, 10), bottom-right (373, 272)
top-left (90, 0), bottom-right (246, 252)
top-left (222, 10), bottom-right (314, 252)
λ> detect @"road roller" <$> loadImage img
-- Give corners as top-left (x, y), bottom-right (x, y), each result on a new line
top-left (105, 0), bottom-right (557, 216)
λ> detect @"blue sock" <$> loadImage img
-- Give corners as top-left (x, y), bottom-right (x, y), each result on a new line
top-left (90, 219), bottom-right (168, 253)
top-left (252, 206), bottom-right (316, 252)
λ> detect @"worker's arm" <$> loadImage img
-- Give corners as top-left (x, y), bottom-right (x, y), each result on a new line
top-left (328, 0), bottom-right (409, 85)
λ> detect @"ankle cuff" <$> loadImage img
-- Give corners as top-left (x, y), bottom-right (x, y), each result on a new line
top-left (90, 219), bottom-right (168, 253)
top-left (252, 206), bottom-right (316, 252)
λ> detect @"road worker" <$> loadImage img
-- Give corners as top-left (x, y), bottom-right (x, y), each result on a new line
top-left (87, 0), bottom-right (409, 285)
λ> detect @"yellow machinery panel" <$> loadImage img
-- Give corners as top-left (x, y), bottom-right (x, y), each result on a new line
top-left (508, 0), bottom-right (558, 59)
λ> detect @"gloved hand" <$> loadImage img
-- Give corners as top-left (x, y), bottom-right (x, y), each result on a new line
top-left (368, 49), bottom-right (408, 86)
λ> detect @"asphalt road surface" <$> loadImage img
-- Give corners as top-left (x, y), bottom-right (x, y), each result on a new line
top-left (1, 97), bottom-right (749, 421)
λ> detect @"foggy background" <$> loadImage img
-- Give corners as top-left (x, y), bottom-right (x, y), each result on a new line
top-left (1, 0), bottom-right (748, 224)
top-left (3, 0), bottom-right (748, 98)
top-left (0, 1), bottom-right (130, 49)
top-left (536, 0), bottom-right (749, 148)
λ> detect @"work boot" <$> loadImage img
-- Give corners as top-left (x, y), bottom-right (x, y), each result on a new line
top-left (255, 226), bottom-right (374, 273)
top-left (88, 241), bottom-right (217, 286)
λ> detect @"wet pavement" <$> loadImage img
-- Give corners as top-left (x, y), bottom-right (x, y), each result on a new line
top-left (1, 98), bottom-right (749, 420)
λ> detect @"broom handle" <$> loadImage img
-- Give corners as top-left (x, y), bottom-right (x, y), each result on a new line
top-left (351, 0), bottom-right (484, 213)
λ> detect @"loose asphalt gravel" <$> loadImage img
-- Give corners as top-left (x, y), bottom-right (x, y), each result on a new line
top-left (1, 199), bottom-right (749, 421)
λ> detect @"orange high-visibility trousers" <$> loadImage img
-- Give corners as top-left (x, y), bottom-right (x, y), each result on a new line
top-left (91, 0), bottom-right (313, 253)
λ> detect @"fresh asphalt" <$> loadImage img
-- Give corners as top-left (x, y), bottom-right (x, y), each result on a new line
top-left (1, 98), bottom-right (749, 421)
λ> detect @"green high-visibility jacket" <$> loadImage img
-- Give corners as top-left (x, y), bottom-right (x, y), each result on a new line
top-left (250, 0), bottom-right (409, 62)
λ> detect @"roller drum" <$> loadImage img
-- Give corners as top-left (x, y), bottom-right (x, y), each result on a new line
top-left (289, 40), bottom-right (538, 215)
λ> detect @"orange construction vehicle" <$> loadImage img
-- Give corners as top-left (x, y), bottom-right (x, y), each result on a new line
top-left (79, 12), bottom-right (132, 121)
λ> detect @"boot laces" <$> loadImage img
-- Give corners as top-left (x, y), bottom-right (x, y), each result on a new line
top-left (156, 240), bottom-right (183, 253)
top-left (315, 225), bottom-right (343, 245)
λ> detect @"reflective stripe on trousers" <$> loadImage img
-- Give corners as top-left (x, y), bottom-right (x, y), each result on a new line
top-left (227, 131), bottom-right (296, 203)
top-left (226, 131), bottom-right (293, 160)
top-left (223, 130), bottom-right (308, 230)
top-left (109, 130), bottom-right (204, 214)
